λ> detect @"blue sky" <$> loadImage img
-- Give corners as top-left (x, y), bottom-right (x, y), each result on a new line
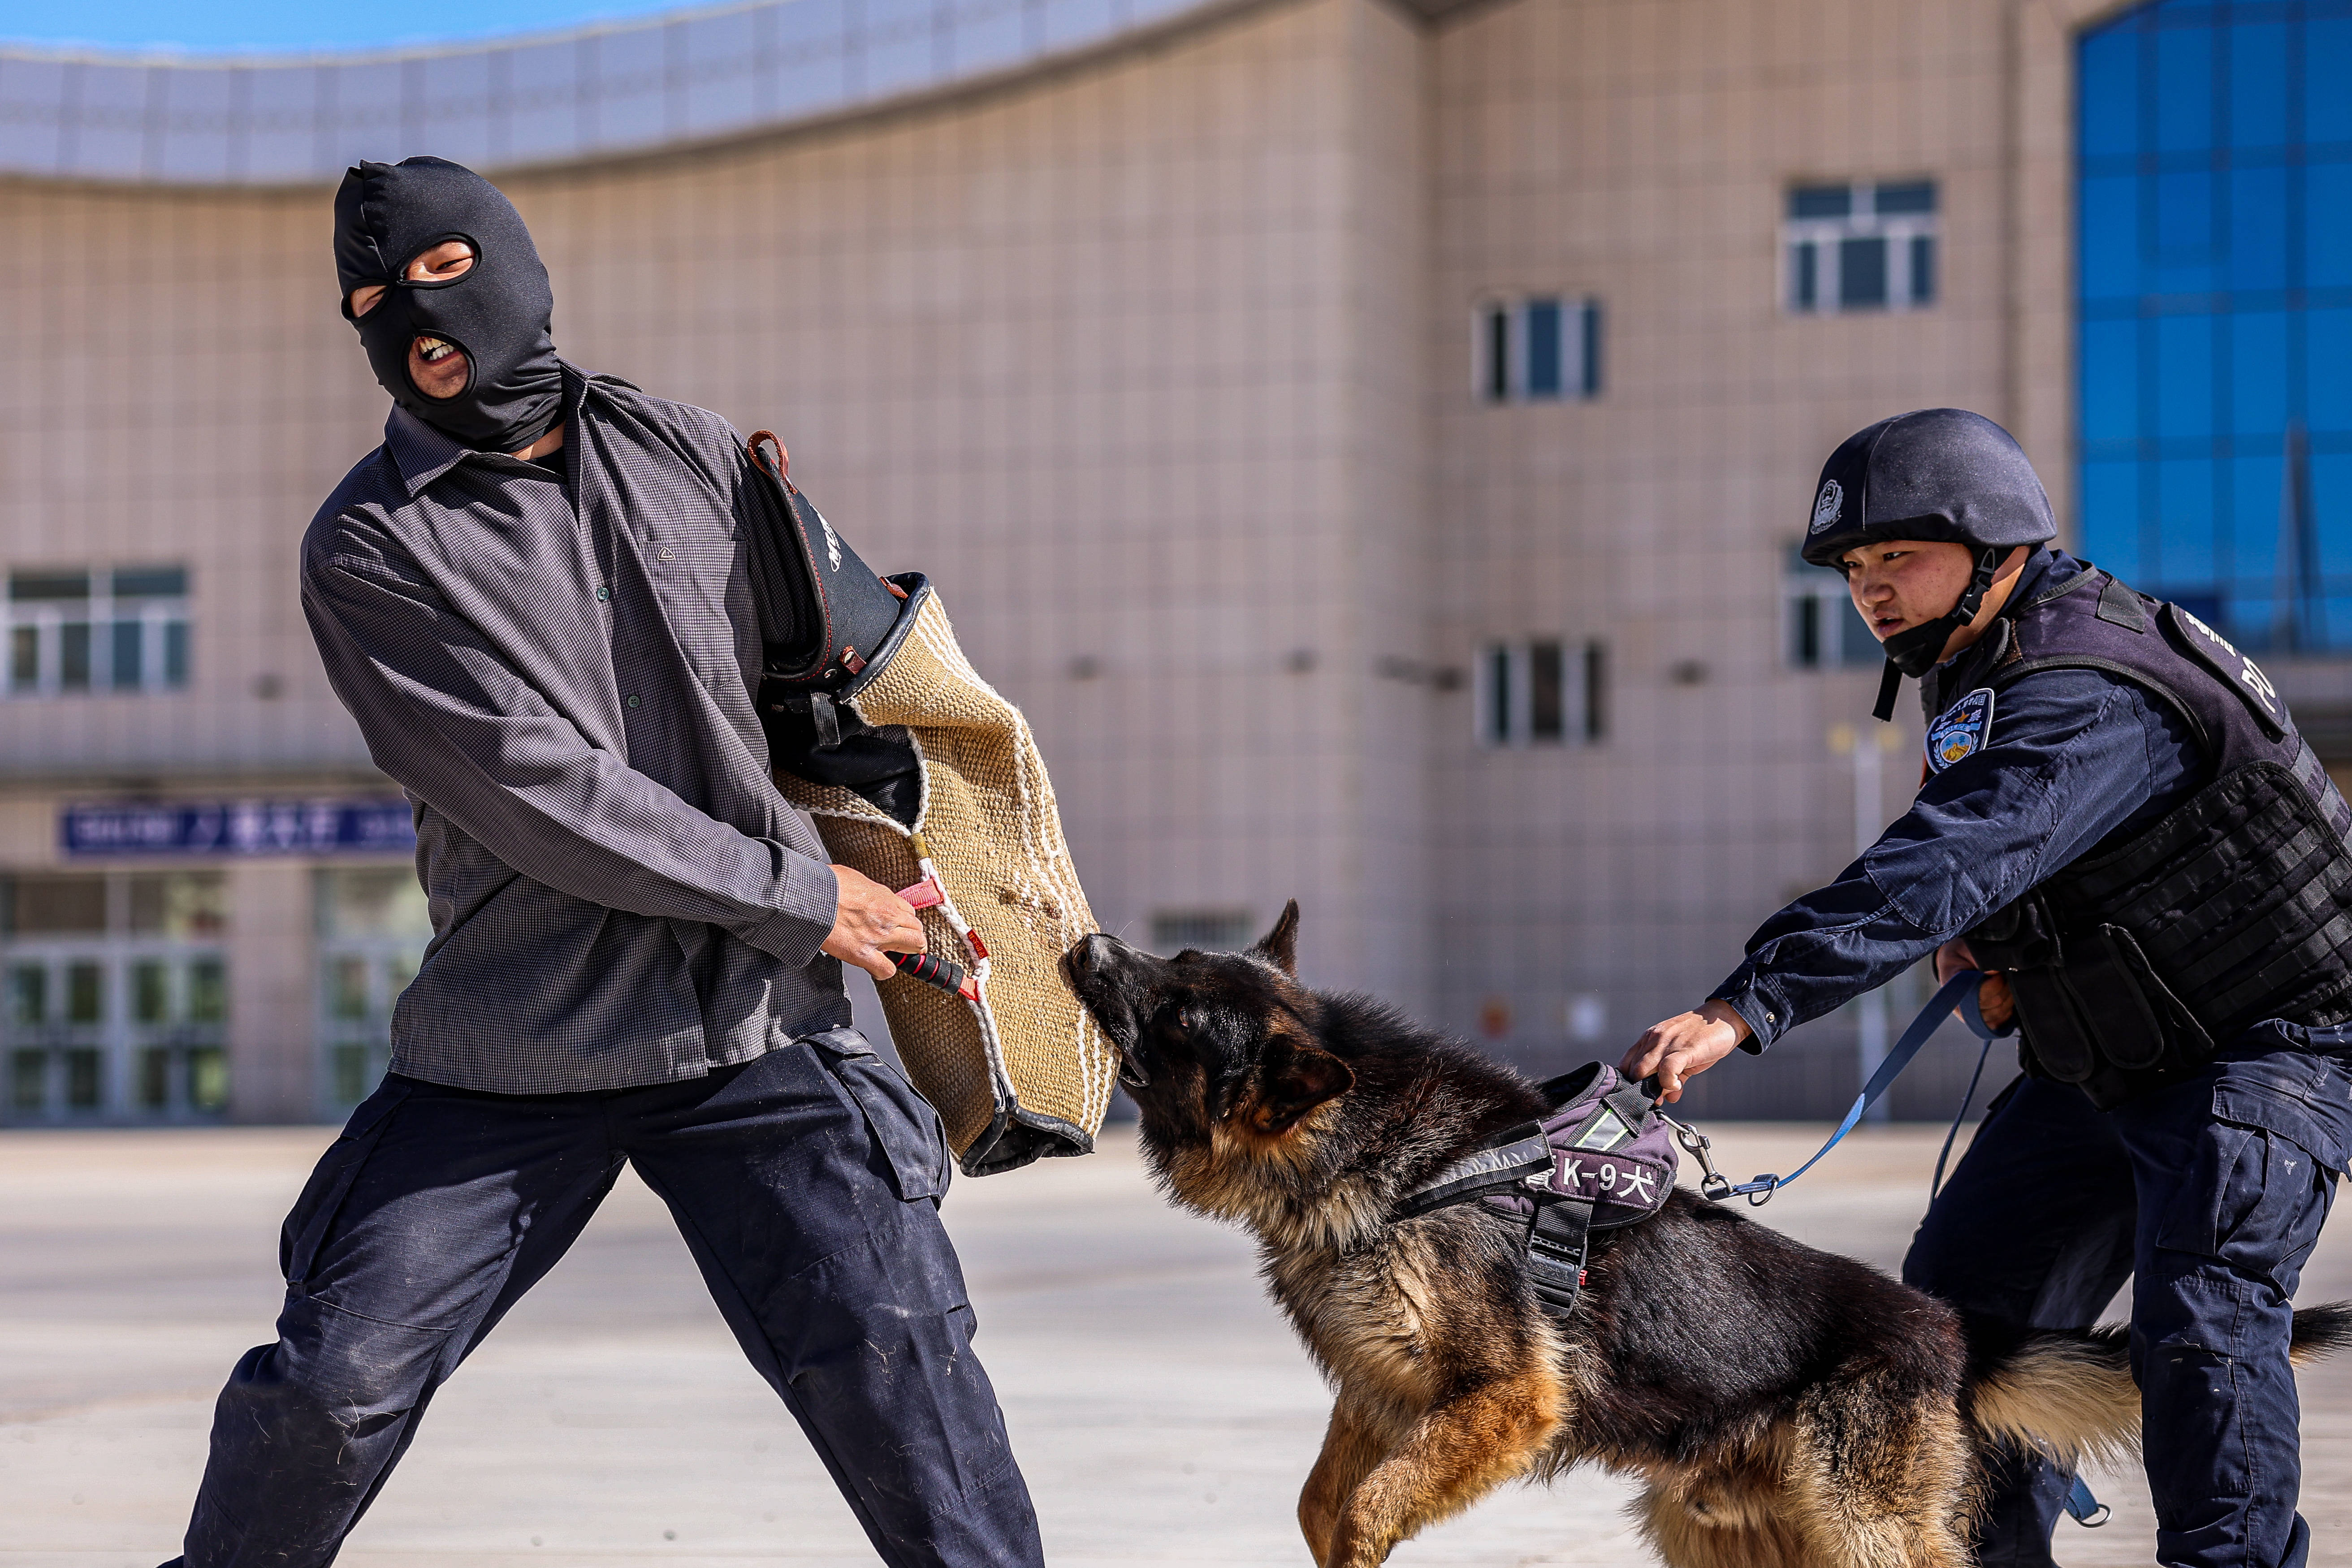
top-left (0, 1), bottom-right (686, 54)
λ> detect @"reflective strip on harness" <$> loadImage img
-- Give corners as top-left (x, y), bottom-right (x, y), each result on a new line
top-left (1396, 1130), bottom-right (1552, 1217)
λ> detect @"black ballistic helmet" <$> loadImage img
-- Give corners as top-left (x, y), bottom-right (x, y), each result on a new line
top-left (1803, 409), bottom-right (2058, 719)
top-left (1801, 408), bottom-right (2056, 567)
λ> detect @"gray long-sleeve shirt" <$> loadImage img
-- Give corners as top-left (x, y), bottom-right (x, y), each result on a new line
top-left (300, 363), bottom-right (847, 1094)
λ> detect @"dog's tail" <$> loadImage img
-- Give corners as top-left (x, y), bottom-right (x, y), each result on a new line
top-left (1962, 1302), bottom-right (2352, 1469)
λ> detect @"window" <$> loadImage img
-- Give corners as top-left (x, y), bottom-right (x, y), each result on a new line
top-left (1476, 297), bottom-right (1604, 402)
top-left (1479, 639), bottom-right (1608, 745)
top-left (1784, 181), bottom-right (1939, 313)
top-left (1786, 544), bottom-right (1883, 669)
top-left (2078, 0), bottom-right (2352, 653)
top-left (1149, 909), bottom-right (1256, 955)
top-left (4, 565), bottom-right (190, 695)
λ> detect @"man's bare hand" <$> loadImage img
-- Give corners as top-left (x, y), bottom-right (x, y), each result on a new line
top-left (1621, 1000), bottom-right (1752, 1103)
top-left (821, 865), bottom-right (925, 981)
top-left (1935, 937), bottom-right (2015, 1031)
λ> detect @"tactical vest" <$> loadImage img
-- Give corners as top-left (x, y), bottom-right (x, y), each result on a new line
top-left (1949, 569), bottom-right (2352, 1107)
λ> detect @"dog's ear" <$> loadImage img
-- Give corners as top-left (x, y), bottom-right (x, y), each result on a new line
top-left (1251, 899), bottom-right (1301, 975)
top-left (1250, 1034), bottom-right (1352, 1134)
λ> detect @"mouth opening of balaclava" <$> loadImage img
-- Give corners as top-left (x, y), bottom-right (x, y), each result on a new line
top-left (333, 156), bottom-right (563, 454)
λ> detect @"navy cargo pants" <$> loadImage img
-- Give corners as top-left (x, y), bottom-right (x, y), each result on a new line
top-left (167, 1028), bottom-right (1042, 1568)
top-left (1904, 1028), bottom-right (2349, 1568)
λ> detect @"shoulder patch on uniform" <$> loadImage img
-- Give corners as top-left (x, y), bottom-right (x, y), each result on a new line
top-left (1926, 687), bottom-right (1996, 774)
top-left (1811, 479), bottom-right (1843, 536)
top-left (2165, 603), bottom-right (2290, 740)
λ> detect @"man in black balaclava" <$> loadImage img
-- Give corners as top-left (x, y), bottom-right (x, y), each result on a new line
top-left (334, 154), bottom-right (564, 453)
top-left (1624, 410), bottom-right (2352, 1568)
top-left (156, 157), bottom-right (1045, 1568)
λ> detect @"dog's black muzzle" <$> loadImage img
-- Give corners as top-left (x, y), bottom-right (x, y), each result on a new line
top-left (1063, 933), bottom-right (1156, 1087)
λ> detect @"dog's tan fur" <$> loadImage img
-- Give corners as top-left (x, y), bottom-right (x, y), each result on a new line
top-left (1190, 1074), bottom-right (1985, 1566)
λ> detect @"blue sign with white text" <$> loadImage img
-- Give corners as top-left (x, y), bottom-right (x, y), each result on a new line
top-left (61, 800), bottom-right (416, 858)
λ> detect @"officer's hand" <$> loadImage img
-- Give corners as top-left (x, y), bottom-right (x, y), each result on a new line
top-left (822, 865), bottom-right (926, 981)
top-left (1621, 1000), bottom-right (1752, 1104)
top-left (1936, 937), bottom-right (2016, 1031)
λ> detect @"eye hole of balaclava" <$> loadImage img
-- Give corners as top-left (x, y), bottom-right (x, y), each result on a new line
top-left (333, 157), bottom-right (563, 454)
top-left (345, 238), bottom-right (478, 322)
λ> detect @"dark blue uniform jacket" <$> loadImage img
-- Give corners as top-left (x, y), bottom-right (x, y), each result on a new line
top-left (1712, 549), bottom-right (2352, 1162)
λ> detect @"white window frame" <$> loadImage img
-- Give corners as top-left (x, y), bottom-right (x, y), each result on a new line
top-left (4, 566), bottom-right (191, 697)
top-left (1782, 181), bottom-right (1938, 315)
top-left (1476, 638), bottom-right (1607, 747)
top-left (1474, 296), bottom-right (1604, 403)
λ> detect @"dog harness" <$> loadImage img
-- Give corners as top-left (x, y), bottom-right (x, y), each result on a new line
top-left (1395, 1063), bottom-right (1678, 1317)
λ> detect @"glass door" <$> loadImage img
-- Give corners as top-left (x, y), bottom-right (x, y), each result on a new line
top-left (316, 868), bottom-right (431, 1114)
top-left (0, 872), bottom-right (229, 1123)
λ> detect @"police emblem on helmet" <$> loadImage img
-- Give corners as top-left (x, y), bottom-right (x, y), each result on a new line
top-left (1811, 479), bottom-right (1842, 534)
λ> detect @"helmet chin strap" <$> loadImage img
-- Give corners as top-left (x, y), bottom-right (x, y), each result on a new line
top-left (1871, 547), bottom-right (2002, 722)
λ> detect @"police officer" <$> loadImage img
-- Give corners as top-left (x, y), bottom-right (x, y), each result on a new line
top-left (1623, 408), bottom-right (2352, 1568)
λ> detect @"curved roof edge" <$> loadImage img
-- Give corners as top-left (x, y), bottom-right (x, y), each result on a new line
top-left (0, 0), bottom-right (1220, 188)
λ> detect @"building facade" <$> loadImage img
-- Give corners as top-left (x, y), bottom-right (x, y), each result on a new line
top-left (1, 0), bottom-right (2343, 1123)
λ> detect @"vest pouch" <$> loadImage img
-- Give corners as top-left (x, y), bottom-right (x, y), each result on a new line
top-left (2058, 926), bottom-right (2172, 1070)
top-left (1970, 894), bottom-right (2099, 1083)
top-left (2009, 967), bottom-right (2101, 1083)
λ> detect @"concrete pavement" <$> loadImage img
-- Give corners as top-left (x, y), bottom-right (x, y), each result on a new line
top-left (5, 1113), bottom-right (2351, 1566)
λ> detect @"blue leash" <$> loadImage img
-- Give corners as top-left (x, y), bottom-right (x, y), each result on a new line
top-left (1685, 970), bottom-right (1999, 1207)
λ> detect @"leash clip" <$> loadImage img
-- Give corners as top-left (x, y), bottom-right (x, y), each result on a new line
top-left (1665, 1116), bottom-right (1767, 1203)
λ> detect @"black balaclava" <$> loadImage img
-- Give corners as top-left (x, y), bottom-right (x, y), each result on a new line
top-left (1800, 408), bottom-right (2058, 721)
top-left (333, 157), bottom-right (563, 453)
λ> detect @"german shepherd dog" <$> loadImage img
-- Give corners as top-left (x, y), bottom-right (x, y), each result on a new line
top-left (1064, 903), bottom-right (2352, 1568)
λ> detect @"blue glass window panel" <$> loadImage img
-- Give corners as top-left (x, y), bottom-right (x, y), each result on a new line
top-left (1910, 235), bottom-right (1937, 304)
top-left (2317, 456), bottom-right (2352, 575)
top-left (2080, 175), bottom-right (2142, 299)
top-left (2082, 319), bottom-right (2141, 443)
top-left (2153, 169), bottom-right (2216, 277)
top-left (109, 566), bottom-right (184, 599)
top-left (1486, 307), bottom-right (1510, 401)
top-left (1581, 300), bottom-right (1603, 396)
top-left (1791, 596), bottom-right (1821, 667)
top-left (2318, 598), bottom-right (2352, 653)
top-left (1790, 185), bottom-right (1851, 219)
top-left (2307, 162), bottom-right (2352, 289)
top-left (2227, 165), bottom-right (2288, 292)
top-left (2227, 21), bottom-right (2289, 150)
top-left (2081, 460), bottom-right (2144, 579)
top-left (1524, 298), bottom-right (1563, 398)
top-left (110, 622), bottom-right (141, 690)
top-left (60, 623), bottom-right (91, 689)
top-left (2080, 26), bottom-right (2140, 160)
top-left (163, 622), bottom-right (188, 687)
top-left (1792, 242), bottom-right (1817, 309)
top-left (1875, 181), bottom-right (1936, 215)
top-left (1839, 237), bottom-right (1888, 308)
top-left (2310, 309), bottom-right (2352, 433)
top-left (2307, 18), bottom-right (2352, 146)
top-left (2227, 454), bottom-right (2283, 583)
top-left (2228, 311), bottom-right (2290, 439)
top-left (2154, 457), bottom-right (2220, 586)
top-left (1839, 600), bottom-right (1880, 666)
top-left (2155, 314), bottom-right (2217, 439)
top-left (2154, 22), bottom-right (2215, 155)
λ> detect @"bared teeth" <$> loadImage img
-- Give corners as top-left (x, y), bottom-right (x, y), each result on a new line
top-left (415, 336), bottom-right (457, 363)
